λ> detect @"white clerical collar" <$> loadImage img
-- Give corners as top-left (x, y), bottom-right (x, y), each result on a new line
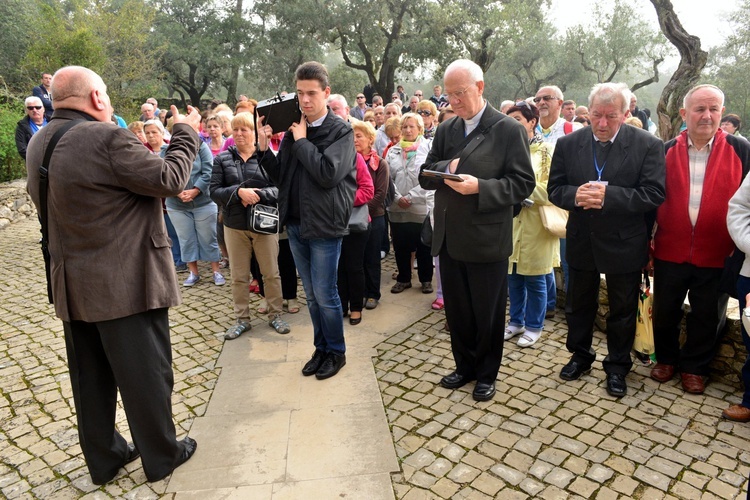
top-left (464, 100), bottom-right (488, 135)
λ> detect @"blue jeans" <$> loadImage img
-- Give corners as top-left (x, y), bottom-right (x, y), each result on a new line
top-left (167, 203), bottom-right (220, 263)
top-left (164, 213), bottom-right (184, 266)
top-left (508, 264), bottom-right (547, 331)
top-left (545, 272), bottom-right (556, 311)
top-left (287, 224), bottom-right (345, 354)
top-left (736, 275), bottom-right (750, 408)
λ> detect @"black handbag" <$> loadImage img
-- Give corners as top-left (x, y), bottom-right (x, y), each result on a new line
top-left (249, 203), bottom-right (279, 234)
top-left (348, 204), bottom-right (369, 233)
top-left (420, 211), bottom-right (433, 247)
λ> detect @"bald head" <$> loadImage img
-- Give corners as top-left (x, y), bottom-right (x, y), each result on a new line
top-left (51, 66), bottom-right (112, 122)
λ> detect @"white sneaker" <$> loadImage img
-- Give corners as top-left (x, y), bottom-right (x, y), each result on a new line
top-left (517, 330), bottom-right (542, 348)
top-left (503, 325), bottom-right (525, 341)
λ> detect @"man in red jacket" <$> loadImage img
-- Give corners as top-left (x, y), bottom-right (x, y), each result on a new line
top-left (651, 84), bottom-right (750, 394)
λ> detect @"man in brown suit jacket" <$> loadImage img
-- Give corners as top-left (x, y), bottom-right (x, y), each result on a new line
top-left (26, 66), bottom-right (201, 484)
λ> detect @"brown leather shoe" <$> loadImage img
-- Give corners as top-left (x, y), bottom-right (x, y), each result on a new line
top-left (650, 363), bottom-right (676, 383)
top-left (681, 373), bottom-right (707, 394)
top-left (722, 404), bottom-right (750, 422)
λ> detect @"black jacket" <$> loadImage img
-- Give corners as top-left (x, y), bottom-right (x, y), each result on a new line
top-left (210, 146), bottom-right (278, 231)
top-left (259, 110), bottom-right (357, 239)
top-left (15, 116), bottom-right (34, 160)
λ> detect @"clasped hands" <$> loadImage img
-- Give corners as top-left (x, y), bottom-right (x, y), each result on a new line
top-left (575, 183), bottom-right (606, 210)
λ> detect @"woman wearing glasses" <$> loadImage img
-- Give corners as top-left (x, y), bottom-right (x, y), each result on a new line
top-left (503, 101), bottom-right (560, 348)
top-left (416, 100), bottom-right (438, 139)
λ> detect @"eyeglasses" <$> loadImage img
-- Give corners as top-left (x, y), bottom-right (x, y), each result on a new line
top-left (415, 93), bottom-right (423, 97)
top-left (514, 101), bottom-right (532, 110)
top-left (446, 86), bottom-right (473, 101)
top-left (417, 110), bottom-right (432, 116)
top-left (27, 106), bottom-right (42, 110)
top-left (357, 96), bottom-right (365, 99)
top-left (533, 95), bottom-right (557, 103)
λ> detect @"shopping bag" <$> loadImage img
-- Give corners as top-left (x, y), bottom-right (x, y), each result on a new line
top-left (633, 272), bottom-right (655, 362)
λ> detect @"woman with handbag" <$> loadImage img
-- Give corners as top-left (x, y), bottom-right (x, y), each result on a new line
top-left (210, 112), bottom-right (290, 339)
top-left (387, 113), bottom-right (434, 294)
top-left (503, 102), bottom-right (560, 347)
top-left (338, 150), bottom-right (374, 325)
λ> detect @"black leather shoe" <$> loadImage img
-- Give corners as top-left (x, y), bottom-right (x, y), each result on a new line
top-left (316, 352), bottom-right (346, 380)
top-left (124, 443), bottom-right (140, 465)
top-left (473, 382), bottom-right (496, 401)
top-left (606, 373), bottom-right (627, 398)
top-left (560, 360), bottom-right (591, 381)
top-left (302, 350), bottom-right (326, 376)
top-left (440, 372), bottom-right (474, 389)
top-left (146, 437), bottom-right (197, 482)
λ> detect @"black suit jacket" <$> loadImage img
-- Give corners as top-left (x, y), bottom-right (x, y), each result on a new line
top-left (419, 104), bottom-right (535, 263)
top-left (548, 124), bottom-right (665, 273)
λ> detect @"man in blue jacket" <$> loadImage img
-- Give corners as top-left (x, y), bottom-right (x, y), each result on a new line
top-left (258, 61), bottom-right (357, 380)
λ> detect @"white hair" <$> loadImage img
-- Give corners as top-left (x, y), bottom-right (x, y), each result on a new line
top-left (328, 94), bottom-right (348, 107)
top-left (588, 82), bottom-right (631, 114)
top-left (25, 96), bottom-right (43, 107)
top-left (143, 119), bottom-right (165, 134)
top-left (445, 59), bottom-right (484, 83)
top-left (683, 84), bottom-right (725, 109)
top-left (538, 85), bottom-right (564, 100)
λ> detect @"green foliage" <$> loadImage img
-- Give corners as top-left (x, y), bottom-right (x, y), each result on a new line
top-left (0, 0), bottom-right (39, 92)
top-left (328, 63), bottom-right (367, 101)
top-left (0, 103), bottom-right (27, 183)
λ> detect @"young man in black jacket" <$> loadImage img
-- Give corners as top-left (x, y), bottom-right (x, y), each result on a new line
top-left (258, 61), bottom-right (357, 380)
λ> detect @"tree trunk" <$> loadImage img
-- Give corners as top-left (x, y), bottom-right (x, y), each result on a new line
top-left (225, 0), bottom-right (243, 108)
top-left (649, 0), bottom-right (708, 141)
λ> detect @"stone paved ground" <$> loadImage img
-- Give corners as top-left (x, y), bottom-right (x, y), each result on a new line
top-left (377, 312), bottom-right (750, 499)
top-left (2, 216), bottom-right (750, 499)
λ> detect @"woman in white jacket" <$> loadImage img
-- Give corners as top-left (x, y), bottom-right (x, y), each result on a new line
top-left (387, 113), bottom-right (434, 294)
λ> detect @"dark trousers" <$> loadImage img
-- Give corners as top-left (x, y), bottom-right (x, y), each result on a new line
top-left (653, 259), bottom-right (728, 375)
top-left (257, 239), bottom-right (298, 300)
top-left (364, 215), bottom-right (385, 300)
top-left (736, 275), bottom-right (750, 408)
top-left (279, 238), bottom-right (298, 300)
top-left (381, 211), bottom-right (391, 254)
top-left (391, 221), bottom-right (433, 283)
top-left (338, 227), bottom-right (370, 313)
top-left (440, 247), bottom-right (507, 384)
top-left (63, 308), bottom-right (184, 483)
top-left (565, 267), bottom-right (641, 375)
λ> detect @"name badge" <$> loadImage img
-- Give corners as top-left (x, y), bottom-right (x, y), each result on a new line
top-left (589, 180), bottom-right (609, 186)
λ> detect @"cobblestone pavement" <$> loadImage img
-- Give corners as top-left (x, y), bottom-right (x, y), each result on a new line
top-left (2, 216), bottom-right (750, 499)
top-left (377, 314), bottom-right (750, 499)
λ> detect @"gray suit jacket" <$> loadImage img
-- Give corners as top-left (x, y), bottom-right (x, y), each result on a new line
top-left (547, 123), bottom-right (665, 273)
top-left (26, 109), bottom-right (200, 322)
top-left (419, 104), bottom-right (535, 263)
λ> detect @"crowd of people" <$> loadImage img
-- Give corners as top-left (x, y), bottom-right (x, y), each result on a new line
top-left (17, 61), bottom-right (750, 488)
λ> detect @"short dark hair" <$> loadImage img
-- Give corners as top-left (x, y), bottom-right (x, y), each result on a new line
top-left (562, 100), bottom-right (576, 107)
top-left (722, 113), bottom-right (741, 130)
top-left (295, 61), bottom-right (329, 90)
top-left (507, 101), bottom-right (540, 127)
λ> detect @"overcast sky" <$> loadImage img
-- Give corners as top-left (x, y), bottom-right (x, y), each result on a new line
top-left (550, 0), bottom-right (737, 50)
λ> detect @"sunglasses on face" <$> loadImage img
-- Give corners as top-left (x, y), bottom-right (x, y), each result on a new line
top-left (417, 110), bottom-right (432, 116)
top-left (357, 96), bottom-right (365, 99)
top-left (533, 95), bottom-right (557, 103)
top-left (27, 106), bottom-right (42, 110)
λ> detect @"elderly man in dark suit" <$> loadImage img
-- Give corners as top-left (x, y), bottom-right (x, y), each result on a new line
top-left (26, 66), bottom-right (201, 484)
top-left (420, 59), bottom-right (535, 401)
top-left (548, 82), bottom-right (665, 398)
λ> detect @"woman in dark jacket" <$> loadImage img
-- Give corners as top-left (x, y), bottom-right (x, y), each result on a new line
top-left (210, 112), bottom-right (290, 339)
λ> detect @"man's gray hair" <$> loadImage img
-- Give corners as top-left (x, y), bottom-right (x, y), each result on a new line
top-left (445, 59), bottom-right (484, 83)
top-left (327, 94), bottom-right (348, 107)
top-left (539, 85), bottom-right (564, 100)
top-left (588, 82), bottom-right (631, 114)
top-left (25, 96), bottom-right (43, 107)
top-left (384, 103), bottom-right (402, 115)
top-left (683, 84), bottom-right (725, 109)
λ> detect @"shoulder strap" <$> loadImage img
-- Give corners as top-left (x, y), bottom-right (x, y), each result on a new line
top-left (38, 119), bottom-right (83, 304)
top-left (449, 113), bottom-right (503, 158)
